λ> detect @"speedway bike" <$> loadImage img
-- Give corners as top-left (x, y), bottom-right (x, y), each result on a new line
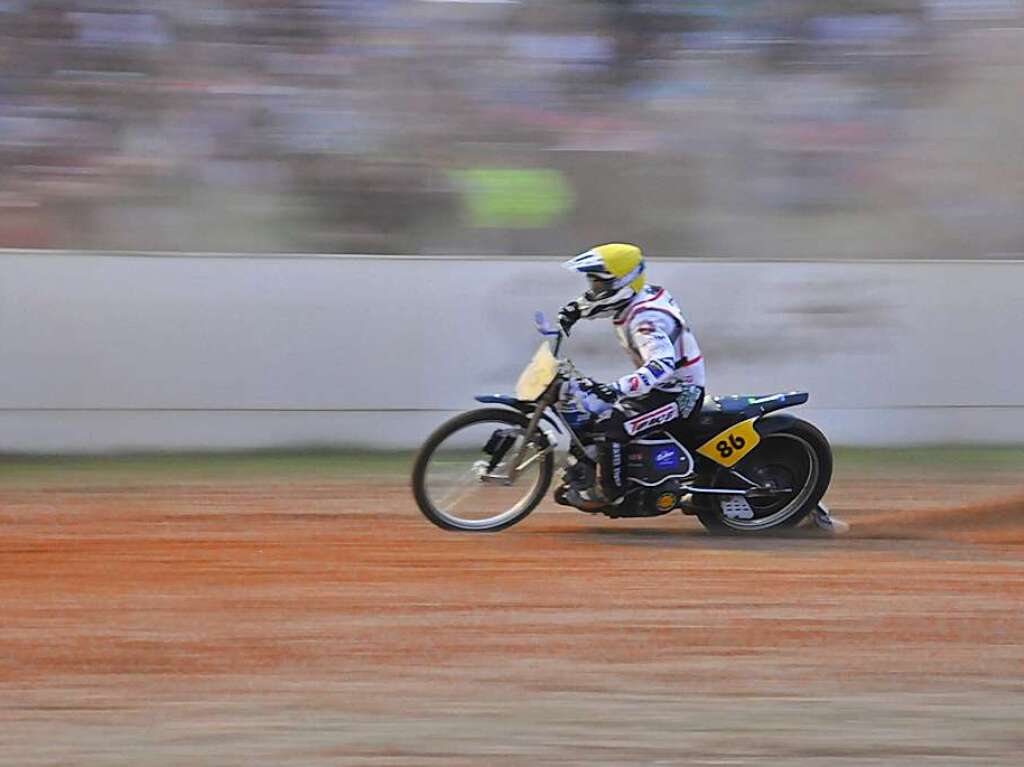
top-left (411, 313), bottom-right (837, 535)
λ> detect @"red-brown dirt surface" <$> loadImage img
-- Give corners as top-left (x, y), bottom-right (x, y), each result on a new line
top-left (1, 467), bottom-right (1023, 765)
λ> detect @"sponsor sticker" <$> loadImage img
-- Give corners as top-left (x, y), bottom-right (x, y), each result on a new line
top-left (654, 447), bottom-right (679, 469)
top-left (623, 402), bottom-right (679, 436)
top-left (611, 443), bottom-right (623, 486)
top-left (747, 394), bottom-right (785, 405)
top-left (647, 360), bottom-right (667, 379)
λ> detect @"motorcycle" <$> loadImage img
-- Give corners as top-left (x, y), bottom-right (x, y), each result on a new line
top-left (411, 312), bottom-right (838, 535)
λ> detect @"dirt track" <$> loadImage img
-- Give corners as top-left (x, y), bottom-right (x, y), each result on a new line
top-left (2, 469), bottom-right (1023, 766)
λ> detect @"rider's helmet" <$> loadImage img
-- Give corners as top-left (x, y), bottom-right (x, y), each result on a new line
top-left (562, 243), bottom-right (646, 319)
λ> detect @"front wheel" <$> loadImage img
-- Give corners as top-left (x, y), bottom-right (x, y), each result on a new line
top-left (412, 408), bottom-right (554, 532)
top-left (695, 418), bottom-right (832, 535)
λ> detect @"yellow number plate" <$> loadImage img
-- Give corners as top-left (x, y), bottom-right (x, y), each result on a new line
top-left (696, 418), bottom-right (760, 467)
top-left (514, 342), bottom-right (558, 401)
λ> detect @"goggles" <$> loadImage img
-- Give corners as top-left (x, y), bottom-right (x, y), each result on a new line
top-left (585, 273), bottom-right (619, 300)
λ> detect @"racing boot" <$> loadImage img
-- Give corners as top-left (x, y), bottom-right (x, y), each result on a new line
top-left (562, 441), bottom-right (626, 510)
top-left (809, 502), bottom-right (850, 535)
top-left (558, 447), bottom-right (600, 510)
top-left (561, 485), bottom-right (606, 511)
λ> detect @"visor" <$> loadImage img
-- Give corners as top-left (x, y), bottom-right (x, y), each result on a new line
top-left (584, 273), bottom-right (618, 301)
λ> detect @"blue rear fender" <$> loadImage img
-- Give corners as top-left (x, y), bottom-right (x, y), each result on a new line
top-left (754, 413), bottom-right (800, 436)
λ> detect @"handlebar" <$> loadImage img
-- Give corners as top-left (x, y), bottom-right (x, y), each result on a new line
top-left (533, 310), bottom-right (565, 357)
top-left (552, 329), bottom-right (565, 358)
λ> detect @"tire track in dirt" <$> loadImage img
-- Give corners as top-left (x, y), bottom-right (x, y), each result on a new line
top-left (847, 494), bottom-right (1024, 544)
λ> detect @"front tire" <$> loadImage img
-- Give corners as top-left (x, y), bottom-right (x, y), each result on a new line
top-left (412, 408), bottom-right (554, 532)
top-left (695, 418), bottom-right (832, 535)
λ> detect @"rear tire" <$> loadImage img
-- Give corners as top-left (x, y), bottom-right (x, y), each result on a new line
top-left (412, 408), bottom-right (554, 532)
top-left (695, 418), bottom-right (832, 535)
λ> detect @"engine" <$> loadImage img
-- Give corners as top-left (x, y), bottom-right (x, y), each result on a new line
top-left (557, 435), bottom-right (695, 517)
top-left (623, 437), bottom-right (694, 517)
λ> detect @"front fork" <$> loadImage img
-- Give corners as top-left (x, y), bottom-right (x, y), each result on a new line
top-left (504, 388), bottom-right (556, 483)
top-left (504, 379), bottom-right (592, 484)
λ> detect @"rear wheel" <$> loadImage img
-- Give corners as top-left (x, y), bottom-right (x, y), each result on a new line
top-left (695, 419), bottom-right (832, 534)
top-left (412, 408), bottom-right (554, 532)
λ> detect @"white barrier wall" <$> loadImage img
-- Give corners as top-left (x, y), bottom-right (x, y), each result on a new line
top-left (0, 250), bottom-right (1021, 451)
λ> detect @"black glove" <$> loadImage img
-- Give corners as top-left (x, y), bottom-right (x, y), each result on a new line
top-left (558, 300), bottom-right (582, 335)
top-left (580, 377), bottom-right (619, 403)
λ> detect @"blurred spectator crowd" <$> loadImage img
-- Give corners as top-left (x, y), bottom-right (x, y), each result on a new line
top-left (2, 0), bottom-right (1024, 258)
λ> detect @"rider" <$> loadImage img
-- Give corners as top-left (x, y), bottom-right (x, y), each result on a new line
top-left (558, 243), bottom-right (706, 506)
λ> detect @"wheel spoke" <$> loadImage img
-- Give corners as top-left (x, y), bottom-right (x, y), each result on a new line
top-left (418, 416), bottom-right (550, 530)
top-left (514, 446), bottom-right (550, 473)
top-left (436, 465), bottom-right (484, 509)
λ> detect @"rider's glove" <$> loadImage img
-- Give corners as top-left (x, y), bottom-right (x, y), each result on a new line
top-left (580, 378), bottom-right (620, 403)
top-left (557, 300), bottom-right (582, 335)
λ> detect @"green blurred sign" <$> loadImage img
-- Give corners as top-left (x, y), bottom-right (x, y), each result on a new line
top-left (452, 168), bottom-right (574, 229)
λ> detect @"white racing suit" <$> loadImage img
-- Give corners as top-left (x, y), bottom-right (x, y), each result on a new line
top-left (576, 285), bottom-right (706, 502)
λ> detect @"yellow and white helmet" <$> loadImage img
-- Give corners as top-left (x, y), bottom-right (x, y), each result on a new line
top-left (562, 243), bottom-right (646, 319)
